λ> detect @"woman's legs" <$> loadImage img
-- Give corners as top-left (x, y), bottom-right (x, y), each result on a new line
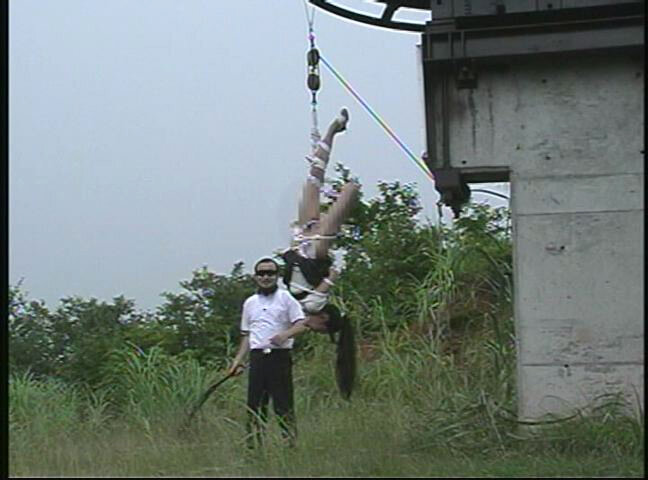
top-left (297, 109), bottom-right (349, 228)
top-left (316, 180), bottom-right (360, 257)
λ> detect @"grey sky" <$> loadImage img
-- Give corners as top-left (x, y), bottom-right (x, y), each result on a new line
top-left (9, 0), bottom-right (508, 311)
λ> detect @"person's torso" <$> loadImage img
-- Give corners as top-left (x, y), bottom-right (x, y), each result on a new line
top-left (246, 291), bottom-right (296, 349)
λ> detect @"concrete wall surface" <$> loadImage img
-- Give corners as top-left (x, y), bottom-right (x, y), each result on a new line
top-left (433, 52), bottom-right (644, 419)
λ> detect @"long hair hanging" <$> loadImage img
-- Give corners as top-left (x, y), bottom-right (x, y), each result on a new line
top-left (335, 315), bottom-right (356, 399)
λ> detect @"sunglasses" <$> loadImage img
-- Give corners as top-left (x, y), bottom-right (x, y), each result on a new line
top-left (255, 270), bottom-right (278, 277)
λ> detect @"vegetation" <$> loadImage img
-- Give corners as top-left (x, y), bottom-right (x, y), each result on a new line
top-left (9, 167), bottom-right (644, 477)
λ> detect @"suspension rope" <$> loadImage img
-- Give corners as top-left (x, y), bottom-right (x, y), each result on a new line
top-left (318, 54), bottom-right (434, 183)
top-left (301, 1), bottom-right (433, 182)
top-left (303, 1), bottom-right (321, 152)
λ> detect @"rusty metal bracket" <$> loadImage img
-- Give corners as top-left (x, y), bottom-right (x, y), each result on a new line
top-left (429, 167), bottom-right (471, 217)
top-left (455, 60), bottom-right (478, 89)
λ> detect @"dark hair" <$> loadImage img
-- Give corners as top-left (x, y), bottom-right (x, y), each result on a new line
top-left (321, 304), bottom-right (356, 400)
top-left (254, 257), bottom-right (279, 273)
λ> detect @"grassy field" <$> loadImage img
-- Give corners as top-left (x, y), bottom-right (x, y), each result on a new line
top-left (9, 320), bottom-right (644, 478)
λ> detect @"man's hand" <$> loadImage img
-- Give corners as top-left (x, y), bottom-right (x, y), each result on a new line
top-left (269, 332), bottom-right (288, 346)
top-left (226, 361), bottom-right (245, 377)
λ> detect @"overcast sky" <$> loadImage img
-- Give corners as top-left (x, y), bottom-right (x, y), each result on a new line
top-left (9, 0), bottom-right (508, 311)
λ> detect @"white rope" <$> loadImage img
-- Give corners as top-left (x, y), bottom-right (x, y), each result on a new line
top-left (302, 0), bottom-right (321, 153)
top-left (437, 200), bottom-right (446, 251)
top-left (290, 281), bottom-right (328, 296)
top-left (294, 233), bottom-right (338, 242)
top-left (310, 107), bottom-right (321, 152)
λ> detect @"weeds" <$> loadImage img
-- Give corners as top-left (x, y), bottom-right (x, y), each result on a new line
top-left (8, 201), bottom-right (643, 477)
top-left (9, 322), bottom-right (644, 478)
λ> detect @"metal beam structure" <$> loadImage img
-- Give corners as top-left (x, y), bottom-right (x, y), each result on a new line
top-left (309, 0), bottom-right (430, 32)
top-left (308, 0), bottom-right (645, 422)
top-left (309, 0), bottom-right (644, 214)
top-left (420, 1), bottom-right (644, 213)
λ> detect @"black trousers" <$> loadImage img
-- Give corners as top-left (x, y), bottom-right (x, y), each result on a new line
top-left (247, 349), bottom-right (296, 446)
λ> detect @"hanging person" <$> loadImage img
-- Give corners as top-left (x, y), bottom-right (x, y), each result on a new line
top-left (228, 8), bottom-right (359, 409)
top-left (241, 109), bottom-right (359, 400)
top-left (276, 107), bottom-right (359, 399)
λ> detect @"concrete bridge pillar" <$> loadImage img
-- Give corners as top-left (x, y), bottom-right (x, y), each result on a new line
top-left (307, 0), bottom-right (644, 421)
top-left (429, 52), bottom-right (644, 419)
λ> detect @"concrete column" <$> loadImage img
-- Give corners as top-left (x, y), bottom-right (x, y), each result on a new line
top-left (434, 52), bottom-right (644, 419)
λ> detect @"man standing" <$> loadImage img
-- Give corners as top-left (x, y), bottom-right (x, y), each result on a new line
top-left (228, 257), bottom-right (308, 448)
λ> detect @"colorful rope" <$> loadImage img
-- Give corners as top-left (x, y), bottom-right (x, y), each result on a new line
top-left (318, 54), bottom-right (434, 182)
top-left (302, 0), bottom-right (433, 183)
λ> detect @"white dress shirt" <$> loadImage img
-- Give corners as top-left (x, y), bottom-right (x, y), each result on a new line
top-left (240, 288), bottom-right (305, 350)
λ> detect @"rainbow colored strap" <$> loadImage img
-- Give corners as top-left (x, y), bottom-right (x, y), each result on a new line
top-left (318, 54), bottom-right (434, 182)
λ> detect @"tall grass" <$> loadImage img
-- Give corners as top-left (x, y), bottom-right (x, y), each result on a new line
top-left (9, 324), bottom-right (644, 477)
top-left (97, 344), bottom-right (210, 428)
top-left (8, 219), bottom-right (644, 477)
top-left (10, 372), bottom-right (82, 437)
